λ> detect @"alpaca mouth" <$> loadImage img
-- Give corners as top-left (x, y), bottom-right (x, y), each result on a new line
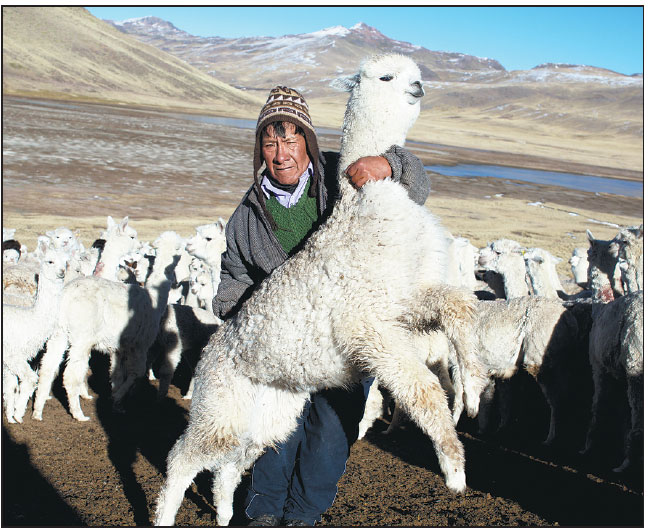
top-left (407, 81), bottom-right (425, 99)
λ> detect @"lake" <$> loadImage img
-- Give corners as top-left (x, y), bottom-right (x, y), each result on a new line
top-left (425, 163), bottom-right (643, 198)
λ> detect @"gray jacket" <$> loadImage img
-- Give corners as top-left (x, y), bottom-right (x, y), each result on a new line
top-left (213, 145), bottom-right (430, 319)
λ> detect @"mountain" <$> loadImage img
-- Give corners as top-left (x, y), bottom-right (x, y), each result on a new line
top-left (108, 18), bottom-right (508, 96)
top-left (2, 7), bottom-right (263, 116)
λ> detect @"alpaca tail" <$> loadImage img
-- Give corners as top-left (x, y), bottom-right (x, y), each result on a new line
top-left (406, 284), bottom-right (488, 418)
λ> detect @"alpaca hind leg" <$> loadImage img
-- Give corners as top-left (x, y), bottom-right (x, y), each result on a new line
top-left (12, 360), bottom-right (39, 423)
top-left (63, 341), bottom-right (94, 421)
top-left (351, 323), bottom-right (466, 493)
top-left (154, 433), bottom-right (220, 526)
top-left (33, 330), bottom-right (68, 420)
top-left (613, 374), bottom-right (643, 472)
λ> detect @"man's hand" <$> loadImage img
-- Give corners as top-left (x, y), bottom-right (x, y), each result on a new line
top-left (345, 156), bottom-right (392, 188)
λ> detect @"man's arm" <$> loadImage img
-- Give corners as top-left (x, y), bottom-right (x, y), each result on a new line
top-left (212, 214), bottom-right (256, 319)
top-left (344, 145), bottom-right (430, 205)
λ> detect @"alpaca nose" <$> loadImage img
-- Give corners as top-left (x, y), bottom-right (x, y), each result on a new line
top-left (410, 81), bottom-right (424, 98)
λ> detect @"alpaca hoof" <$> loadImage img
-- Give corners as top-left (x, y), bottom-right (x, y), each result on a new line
top-left (81, 394), bottom-right (94, 401)
top-left (72, 412), bottom-right (90, 422)
top-left (7, 416), bottom-right (16, 424)
top-left (182, 394), bottom-right (192, 400)
top-left (445, 471), bottom-right (466, 494)
top-left (32, 411), bottom-right (43, 421)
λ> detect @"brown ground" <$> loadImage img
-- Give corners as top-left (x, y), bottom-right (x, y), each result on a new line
top-left (2, 97), bottom-right (644, 527)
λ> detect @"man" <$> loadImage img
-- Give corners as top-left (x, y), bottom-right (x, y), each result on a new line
top-left (213, 86), bottom-right (430, 526)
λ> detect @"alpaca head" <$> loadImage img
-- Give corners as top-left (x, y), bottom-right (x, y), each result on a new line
top-left (39, 248), bottom-right (68, 283)
top-left (569, 247), bottom-right (589, 287)
top-left (45, 227), bottom-right (80, 252)
top-left (185, 220), bottom-right (227, 265)
top-left (335, 53), bottom-right (424, 145)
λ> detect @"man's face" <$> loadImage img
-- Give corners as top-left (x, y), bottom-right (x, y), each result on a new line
top-left (261, 123), bottom-right (310, 185)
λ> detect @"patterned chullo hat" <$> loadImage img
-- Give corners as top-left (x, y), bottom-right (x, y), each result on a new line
top-left (253, 86), bottom-right (321, 192)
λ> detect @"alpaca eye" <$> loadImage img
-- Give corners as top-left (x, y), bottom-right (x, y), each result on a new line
top-left (379, 75), bottom-right (394, 82)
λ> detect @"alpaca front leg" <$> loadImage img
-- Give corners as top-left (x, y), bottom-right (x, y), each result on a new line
top-left (3, 371), bottom-right (19, 423)
top-left (477, 378), bottom-right (496, 434)
top-left (12, 361), bottom-right (39, 423)
top-left (154, 433), bottom-right (217, 526)
top-left (211, 449), bottom-right (261, 527)
top-left (184, 377), bottom-right (196, 399)
top-left (33, 330), bottom-right (68, 420)
top-left (358, 380), bottom-right (383, 439)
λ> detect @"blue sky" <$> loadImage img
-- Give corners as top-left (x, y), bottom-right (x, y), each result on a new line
top-left (85, 5), bottom-right (644, 75)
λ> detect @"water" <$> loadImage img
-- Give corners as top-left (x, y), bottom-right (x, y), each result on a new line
top-left (426, 163), bottom-right (643, 198)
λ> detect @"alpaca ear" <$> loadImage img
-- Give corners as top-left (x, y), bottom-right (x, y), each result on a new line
top-left (118, 216), bottom-right (130, 234)
top-left (586, 229), bottom-right (595, 242)
top-left (330, 74), bottom-right (360, 92)
top-left (106, 216), bottom-right (116, 229)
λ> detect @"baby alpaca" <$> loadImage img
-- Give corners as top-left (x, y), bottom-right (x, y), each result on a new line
top-left (154, 54), bottom-right (484, 526)
top-left (32, 231), bottom-right (184, 421)
top-left (3, 248), bottom-right (67, 423)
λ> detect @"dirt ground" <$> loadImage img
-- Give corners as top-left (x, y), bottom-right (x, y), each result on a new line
top-left (2, 97), bottom-right (644, 527)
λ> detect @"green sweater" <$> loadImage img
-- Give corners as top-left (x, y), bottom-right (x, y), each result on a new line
top-left (265, 181), bottom-right (319, 255)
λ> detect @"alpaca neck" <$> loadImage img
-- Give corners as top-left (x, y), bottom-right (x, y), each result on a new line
top-left (145, 251), bottom-right (180, 314)
top-left (337, 100), bottom-right (408, 199)
top-left (32, 276), bottom-right (64, 319)
top-left (94, 245), bottom-right (129, 281)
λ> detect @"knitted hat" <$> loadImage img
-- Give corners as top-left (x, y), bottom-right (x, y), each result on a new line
top-left (253, 86), bottom-right (320, 195)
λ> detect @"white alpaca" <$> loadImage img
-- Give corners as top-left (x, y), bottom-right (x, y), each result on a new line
top-left (3, 238), bottom-right (50, 307)
top-left (154, 54), bottom-right (486, 527)
top-left (523, 247), bottom-right (564, 298)
top-left (447, 234), bottom-right (478, 290)
top-left (32, 231), bottom-right (184, 421)
top-left (615, 224), bottom-right (643, 294)
top-left (189, 269), bottom-right (214, 310)
top-left (569, 247), bottom-right (589, 289)
top-left (581, 231), bottom-right (643, 472)
top-left (46, 227), bottom-right (83, 254)
top-left (149, 304), bottom-right (221, 399)
top-left (471, 296), bottom-right (579, 444)
top-left (184, 220), bottom-right (227, 305)
top-left (477, 239), bottom-right (530, 298)
top-left (93, 217), bottom-right (140, 281)
top-left (585, 229), bottom-right (624, 299)
top-left (2, 248), bottom-right (67, 423)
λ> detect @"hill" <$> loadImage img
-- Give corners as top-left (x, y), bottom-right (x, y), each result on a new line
top-left (1, 7), bottom-right (263, 117)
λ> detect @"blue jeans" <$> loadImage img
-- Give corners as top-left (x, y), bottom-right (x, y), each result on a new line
top-left (245, 377), bottom-right (374, 525)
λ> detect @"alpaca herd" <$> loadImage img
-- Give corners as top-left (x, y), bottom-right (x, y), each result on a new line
top-left (2, 53), bottom-right (643, 526)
